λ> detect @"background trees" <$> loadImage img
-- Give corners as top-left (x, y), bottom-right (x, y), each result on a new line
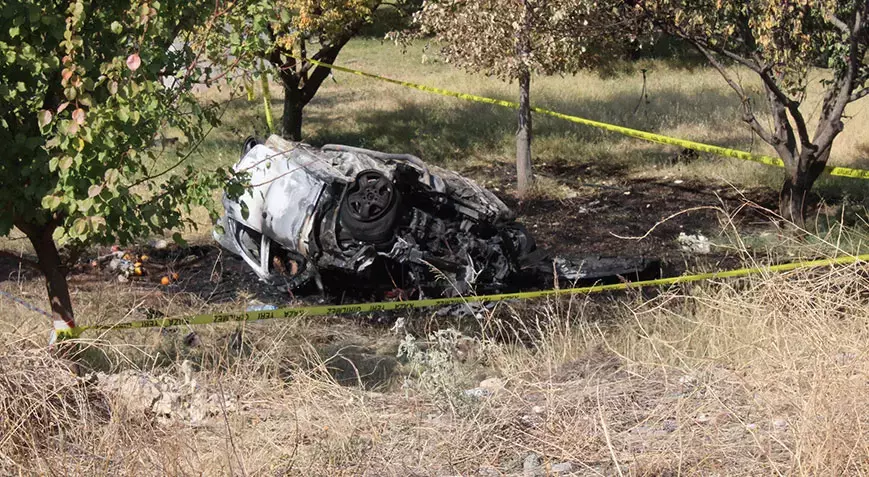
top-left (0, 0), bottom-right (242, 331)
top-left (640, 0), bottom-right (869, 225)
top-left (413, 0), bottom-right (633, 197)
top-left (219, 0), bottom-right (418, 141)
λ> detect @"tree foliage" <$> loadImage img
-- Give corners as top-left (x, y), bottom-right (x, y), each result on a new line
top-left (0, 0), bottom-right (243, 328)
top-left (413, 0), bottom-right (621, 79)
top-left (214, 0), bottom-right (415, 140)
top-left (412, 0), bottom-right (633, 195)
top-left (640, 0), bottom-right (869, 224)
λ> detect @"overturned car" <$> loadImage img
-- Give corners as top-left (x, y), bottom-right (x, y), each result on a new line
top-left (215, 135), bottom-right (655, 297)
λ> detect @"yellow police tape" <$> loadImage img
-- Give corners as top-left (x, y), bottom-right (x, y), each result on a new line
top-left (58, 253), bottom-right (869, 340)
top-left (293, 56), bottom-right (869, 180)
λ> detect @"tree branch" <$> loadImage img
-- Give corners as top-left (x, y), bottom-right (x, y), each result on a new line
top-left (691, 41), bottom-right (774, 145)
top-left (851, 86), bottom-right (869, 102)
top-left (814, 8), bottom-right (865, 148)
top-left (828, 14), bottom-right (851, 35)
top-left (303, 35), bottom-right (353, 105)
top-left (691, 36), bottom-right (762, 73)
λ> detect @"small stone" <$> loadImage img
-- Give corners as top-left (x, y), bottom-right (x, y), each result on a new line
top-left (677, 232), bottom-right (711, 254)
top-left (117, 274), bottom-right (129, 283)
top-left (152, 239), bottom-right (169, 250)
top-left (463, 387), bottom-right (490, 399)
top-left (773, 418), bottom-right (788, 431)
top-left (183, 332), bottom-right (201, 348)
top-left (531, 405), bottom-right (545, 414)
top-left (477, 465), bottom-right (500, 477)
top-left (746, 423), bottom-right (758, 431)
top-left (663, 419), bottom-right (678, 432)
top-left (479, 377), bottom-right (505, 394)
top-left (551, 462), bottom-right (573, 474)
top-left (523, 453), bottom-right (542, 477)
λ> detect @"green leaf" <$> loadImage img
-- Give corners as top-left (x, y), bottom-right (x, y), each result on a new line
top-left (172, 232), bottom-right (187, 245)
top-left (41, 195), bottom-right (62, 211)
top-left (58, 156), bottom-right (73, 170)
top-left (87, 184), bottom-right (103, 198)
top-left (110, 21), bottom-right (122, 34)
top-left (8, 26), bottom-right (19, 38)
top-left (71, 218), bottom-right (88, 237)
top-left (37, 110), bottom-right (52, 128)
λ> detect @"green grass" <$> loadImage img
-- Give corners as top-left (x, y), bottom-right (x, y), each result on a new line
top-left (196, 38), bottom-right (869, 201)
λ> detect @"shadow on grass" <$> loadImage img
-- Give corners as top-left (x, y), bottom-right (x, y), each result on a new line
top-left (295, 84), bottom-right (750, 180)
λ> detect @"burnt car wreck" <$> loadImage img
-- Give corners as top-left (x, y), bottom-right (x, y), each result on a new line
top-left (215, 135), bottom-right (656, 298)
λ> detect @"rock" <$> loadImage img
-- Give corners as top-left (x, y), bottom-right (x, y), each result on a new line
top-left (117, 274), bottom-right (129, 283)
top-left (531, 405), bottom-right (545, 414)
top-left (551, 462), bottom-right (573, 474)
top-left (96, 368), bottom-right (236, 424)
top-left (151, 239), bottom-right (169, 250)
top-left (183, 332), bottom-right (201, 347)
top-left (463, 387), bottom-right (491, 399)
top-left (523, 453), bottom-right (543, 477)
top-left (677, 232), bottom-right (712, 254)
top-left (479, 377), bottom-right (505, 394)
top-left (773, 418), bottom-right (788, 431)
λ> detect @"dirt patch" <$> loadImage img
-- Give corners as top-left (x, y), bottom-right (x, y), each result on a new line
top-left (502, 178), bottom-right (779, 271)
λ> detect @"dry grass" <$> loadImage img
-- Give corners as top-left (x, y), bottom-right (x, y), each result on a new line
top-left (3, 227), bottom-right (869, 475)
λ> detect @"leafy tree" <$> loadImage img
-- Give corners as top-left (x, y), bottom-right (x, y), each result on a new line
top-left (639, 0), bottom-right (869, 225)
top-left (413, 0), bottom-right (632, 196)
top-left (0, 0), bottom-right (242, 333)
top-left (219, 0), bottom-right (417, 141)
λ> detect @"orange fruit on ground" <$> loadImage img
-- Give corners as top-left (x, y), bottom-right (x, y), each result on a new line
top-left (160, 276), bottom-right (171, 286)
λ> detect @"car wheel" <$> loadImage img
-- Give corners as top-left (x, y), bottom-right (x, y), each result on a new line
top-left (339, 170), bottom-right (401, 244)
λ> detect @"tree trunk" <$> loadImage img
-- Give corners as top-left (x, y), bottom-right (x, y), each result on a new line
top-left (281, 82), bottom-right (304, 141)
top-left (515, 0), bottom-right (533, 198)
top-left (21, 223), bottom-right (76, 332)
top-left (779, 152), bottom-right (826, 227)
top-left (516, 68), bottom-right (533, 197)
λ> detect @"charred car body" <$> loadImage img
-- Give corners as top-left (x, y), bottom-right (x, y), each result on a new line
top-left (215, 135), bottom-right (655, 297)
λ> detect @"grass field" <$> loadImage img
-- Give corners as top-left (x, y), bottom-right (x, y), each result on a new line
top-left (2, 39), bottom-right (869, 475)
top-left (196, 39), bottom-right (869, 201)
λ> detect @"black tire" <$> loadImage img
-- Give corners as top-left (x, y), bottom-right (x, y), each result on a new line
top-left (339, 170), bottom-right (401, 244)
top-left (241, 136), bottom-right (260, 158)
